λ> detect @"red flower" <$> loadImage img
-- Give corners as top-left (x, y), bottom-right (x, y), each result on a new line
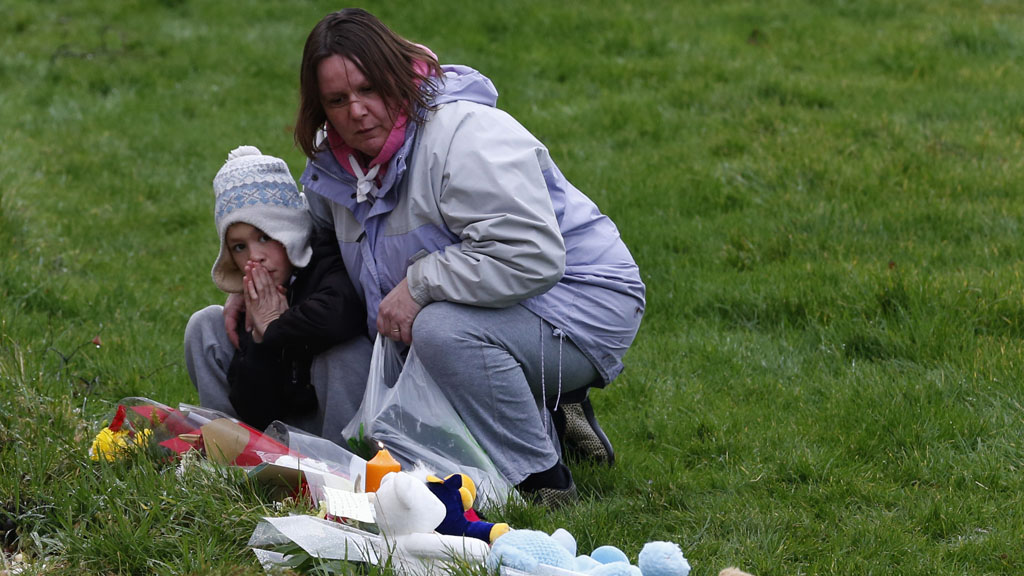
top-left (109, 405), bottom-right (127, 432)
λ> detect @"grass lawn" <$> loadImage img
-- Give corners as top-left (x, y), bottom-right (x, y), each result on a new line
top-left (2, 0), bottom-right (1023, 574)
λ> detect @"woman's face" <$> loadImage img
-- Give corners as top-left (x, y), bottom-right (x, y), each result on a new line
top-left (318, 54), bottom-right (395, 159)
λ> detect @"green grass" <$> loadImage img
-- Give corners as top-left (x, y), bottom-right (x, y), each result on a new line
top-left (3, 0), bottom-right (1024, 574)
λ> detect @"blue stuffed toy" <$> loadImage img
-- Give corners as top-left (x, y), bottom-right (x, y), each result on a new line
top-left (487, 529), bottom-right (576, 573)
top-left (488, 529), bottom-right (691, 576)
top-left (425, 473), bottom-right (510, 543)
top-left (638, 541), bottom-right (691, 576)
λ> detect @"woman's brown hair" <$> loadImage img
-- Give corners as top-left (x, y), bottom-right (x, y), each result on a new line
top-left (294, 8), bottom-right (442, 160)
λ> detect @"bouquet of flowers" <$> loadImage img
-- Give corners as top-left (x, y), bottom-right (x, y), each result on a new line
top-left (87, 398), bottom-right (368, 503)
top-left (88, 397), bottom-right (293, 464)
top-left (88, 403), bottom-right (154, 461)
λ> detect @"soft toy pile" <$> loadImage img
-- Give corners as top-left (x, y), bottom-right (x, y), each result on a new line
top-left (365, 472), bottom-right (693, 576)
top-left (487, 528), bottom-right (691, 576)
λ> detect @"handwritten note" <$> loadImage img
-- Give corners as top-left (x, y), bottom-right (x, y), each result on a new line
top-left (323, 486), bottom-right (375, 523)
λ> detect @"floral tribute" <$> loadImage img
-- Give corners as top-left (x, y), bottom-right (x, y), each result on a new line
top-left (89, 404), bottom-right (153, 461)
top-left (88, 398), bottom-right (294, 467)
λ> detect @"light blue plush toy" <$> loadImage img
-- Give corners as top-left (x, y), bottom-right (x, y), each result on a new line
top-left (638, 541), bottom-right (691, 576)
top-left (487, 529), bottom-right (576, 573)
top-left (487, 529), bottom-right (691, 576)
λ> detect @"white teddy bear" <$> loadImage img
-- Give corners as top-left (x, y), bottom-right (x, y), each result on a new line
top-left (372, 471), bottom-right (491, 576)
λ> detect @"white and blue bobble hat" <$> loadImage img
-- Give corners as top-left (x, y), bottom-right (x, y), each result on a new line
top-left (211, 146), bottom-right (313, 293)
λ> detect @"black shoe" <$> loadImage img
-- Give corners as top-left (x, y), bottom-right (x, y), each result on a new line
top-left (516, 462), bottom-right (579, 508)
top-left (524, 481), bottom-right (579, 509)
top-left (552, 395), bottom-right (615, 466)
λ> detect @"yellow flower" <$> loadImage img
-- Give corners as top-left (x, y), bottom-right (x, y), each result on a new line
top-left (89, 427), bottom-right (153, 462)
top-left (90, 427), bottom-right (129, 461)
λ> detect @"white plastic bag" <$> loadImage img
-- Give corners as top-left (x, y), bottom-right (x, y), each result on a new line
top-left (342, 336), bottom-right (511, 506)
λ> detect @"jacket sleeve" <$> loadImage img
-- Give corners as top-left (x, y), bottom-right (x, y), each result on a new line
top-left (227, 331), bottom-right (288, 430)
top-left (261, 230), bottom-right (366, 355)
top-left (406, 104), bottom-right (566, 308)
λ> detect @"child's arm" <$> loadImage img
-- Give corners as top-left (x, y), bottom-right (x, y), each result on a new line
top-left (226, 330), bottom-right (291, 430)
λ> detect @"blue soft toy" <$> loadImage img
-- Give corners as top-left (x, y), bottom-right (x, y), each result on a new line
top-left (487, 529), bottom-right (576, 573)
top-left (425, 473), bottom-right (510, 543)
top-left (487, 529), bottom-right (691, 576)
top-left (582, 544), bottom-right (638, 576)
top-left (592, 545), bottom-right (630, 565)
top-left (638, 541), bottom-right (691, 576)
top-left (587, 561), bottom-right (639, 576)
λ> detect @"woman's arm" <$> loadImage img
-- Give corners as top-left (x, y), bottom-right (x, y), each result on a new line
top-left (405, 103), bottom-right (567, 308)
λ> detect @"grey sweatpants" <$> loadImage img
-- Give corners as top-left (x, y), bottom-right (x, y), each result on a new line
top-left (183, 305), bottom-right (372, 445)
top-left (411, 302), bottom-right (599, 486)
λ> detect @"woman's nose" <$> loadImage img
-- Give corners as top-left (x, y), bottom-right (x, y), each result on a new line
top-left (349, 99), bottom-right (367, 118)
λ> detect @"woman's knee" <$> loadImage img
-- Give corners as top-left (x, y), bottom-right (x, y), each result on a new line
top-left (411, 302), bottom-right (465, 356)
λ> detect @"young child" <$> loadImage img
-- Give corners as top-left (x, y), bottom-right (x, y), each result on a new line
top-left (185, 146), bottom-right (365, 432)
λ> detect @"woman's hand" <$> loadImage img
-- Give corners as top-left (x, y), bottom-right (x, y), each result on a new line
top-left (243, 261), bottom-right (289, 343)
top-left (223, 293), bottom-right (246, 349)
top-left (377, 278), bottom-right (421, 344)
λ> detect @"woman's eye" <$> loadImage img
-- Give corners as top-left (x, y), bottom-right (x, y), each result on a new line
top-left (231, 243), bottom-right (246, 253)
top-left (259, 234), bottom-right (272, 243)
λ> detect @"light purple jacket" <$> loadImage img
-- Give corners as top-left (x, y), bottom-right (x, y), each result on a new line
top-left (302, 65), bottom-right (645, 383)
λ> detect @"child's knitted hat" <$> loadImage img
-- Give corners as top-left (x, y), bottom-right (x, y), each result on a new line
top-left (211, 146), bottom-right (312, 293)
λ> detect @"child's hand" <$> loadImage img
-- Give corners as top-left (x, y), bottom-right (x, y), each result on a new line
top-left (242, 262), bottom-right (288, 343)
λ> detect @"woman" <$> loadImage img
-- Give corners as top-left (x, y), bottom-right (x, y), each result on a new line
top-left (295, 8), bottom-right (645, 506)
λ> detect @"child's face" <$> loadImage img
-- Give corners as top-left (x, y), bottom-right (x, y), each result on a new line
top-left (225, 222), bottom-right (294, 287)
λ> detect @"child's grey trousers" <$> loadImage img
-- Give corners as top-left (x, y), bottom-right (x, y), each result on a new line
top-left (184, 304), bottom-right (372, 444)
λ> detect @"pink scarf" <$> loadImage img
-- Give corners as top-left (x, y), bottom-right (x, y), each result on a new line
top-left (325, 112), bottom-right (408, 178)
